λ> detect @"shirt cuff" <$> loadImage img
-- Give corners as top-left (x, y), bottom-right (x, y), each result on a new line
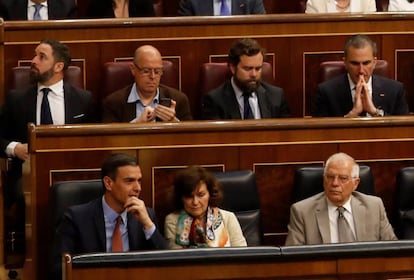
top-left (143, 224), bottom-right (156, 240)
top-left (6, 141), bottom-right (19, 157)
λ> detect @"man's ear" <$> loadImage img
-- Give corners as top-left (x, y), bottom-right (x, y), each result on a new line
top-left (352, 178), bottom-right (360, 191)
top-left (54, 61), bottom-right (64, 73)
top-left (103, 176), bottom-right (113, 191)
top-left (229, 63), bottom-right (236, 75)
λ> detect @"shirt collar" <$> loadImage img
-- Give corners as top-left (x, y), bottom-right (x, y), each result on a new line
top-left (326, 195), bottom-right (353, 215)
top-left (28, 0), bottom-right (48, 8)
top-left (102, 196), bottom-right (127, 224)
top-left (230, 76), bottom-right (257, 99)
top-left (37, 79), bottom-right (64, 97)
top-left (127, 83), bottom-right (160, 105)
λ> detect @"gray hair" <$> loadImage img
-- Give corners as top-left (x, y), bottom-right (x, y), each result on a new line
top-left (324, 152), bottom-right (360, 180)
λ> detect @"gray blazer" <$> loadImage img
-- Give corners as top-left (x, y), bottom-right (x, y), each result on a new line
top-left (285, 191), bottom-right (397, 246)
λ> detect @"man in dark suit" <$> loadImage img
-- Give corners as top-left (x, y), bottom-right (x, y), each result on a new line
top-left (202, 38), bottom-right (290, 120)
top-left (0, 39), bottom-right (95, 263)
top-left (58, 153), bottom-right (167, 253)
top-left (0, 0), bottom-right (76, 20)
top-left (285, 152), bottom-right (397, 246)
top-left (102, 45), bottom-right (192, 123)
top-left (314, 34), bottom-right (409, 117)
top-left (178, 0), bottom-right (266, 16)
top-left (54, 153), bottom-right (167, 279)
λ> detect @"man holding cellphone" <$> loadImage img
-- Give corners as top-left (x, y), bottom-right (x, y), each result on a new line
top-left (102, 45), bottom-right (192, 122)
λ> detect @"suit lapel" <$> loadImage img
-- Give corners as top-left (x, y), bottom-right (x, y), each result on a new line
top-left (371, 75), bottom-right (383, 107)
top-left (93, 200), bottom-right (107, 251)
top-left (232, 0), bottom-right (247, 14)
top-left (315, 196), bottom-right (331, 243)
top-left (27, 86), bottom-right (38, 123)
top-left (200, 0), bottom-right (214, 15)
top-left (339, 75), bottom-right (354, 112)
top-left (127, 212), bottom-right (140, 250)
top-left (351, 195), bottom-right (365, 241)
top-left (224, 82), bottom-right (242, 119)
top-left (256, 85), bottom-right (270, 118)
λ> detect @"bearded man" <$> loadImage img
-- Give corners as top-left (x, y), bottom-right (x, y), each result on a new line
top-left (202, 38), bottom-right (290, 120)
top-left (0, 39), bottom-right (95, 258)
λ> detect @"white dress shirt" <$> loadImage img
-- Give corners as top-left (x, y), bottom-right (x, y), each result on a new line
top-left (28, 0), bottom-right (49, 20)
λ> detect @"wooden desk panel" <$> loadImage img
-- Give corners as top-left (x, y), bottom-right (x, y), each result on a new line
top-left (3, 14), bottom-right (414, 117)
top-left (25, 117), bottom-right (414, 280)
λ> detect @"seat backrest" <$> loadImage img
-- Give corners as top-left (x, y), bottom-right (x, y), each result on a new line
top-left (10, 65), bottom-right (84, 90)
top-left (100, 60), bottom-right (178, 100)
top-left (395, 167), bottom-right (414, 239)
top-left (50, 179), bottom-right (104, 228)
top-left (198, 62), bottom-right (275, 98)
top-left (319, 60), bottom-right (389, 83)
top-left (48, 179), bottom-right (104, 279)
top-left (292, 165), bottom-right (375, 203)
top-left (213, 170), bottom-right (263, 246)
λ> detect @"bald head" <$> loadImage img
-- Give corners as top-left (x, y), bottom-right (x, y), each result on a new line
top-left (134, 45), bottom-right (162, 65)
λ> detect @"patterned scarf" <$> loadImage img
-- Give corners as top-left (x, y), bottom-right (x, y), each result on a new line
top-left (175, 207), bottom-right (230, 248)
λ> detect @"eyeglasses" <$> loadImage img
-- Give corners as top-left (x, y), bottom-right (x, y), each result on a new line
top-left (134, 63), bottom-right (163, 76)
top-left (324, 174), bottom-right (355, 184)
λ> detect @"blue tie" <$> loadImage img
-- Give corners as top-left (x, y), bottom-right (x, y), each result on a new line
top-left (220, 0), bottom-right (230, 15)
top-left (40, 88), bottom-right (53, 125)
top-left (33, 3), bottom-right (42, 20)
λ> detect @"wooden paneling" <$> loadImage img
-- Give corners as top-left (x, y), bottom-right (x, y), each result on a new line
top-left (24, 117), bottom-right (414, 280)
top-left (4, 14), bottom-right (414, 118)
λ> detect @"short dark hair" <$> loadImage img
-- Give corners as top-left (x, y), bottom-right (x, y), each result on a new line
top-left (172, 166), bottom-right (223, 210)
top-left (40, 39), bottom-right (71, 70)
top-left (101, 153), bottom-right (138, 188)
top-left (228, 38), bottom-right (265, 66)
top-left (344, 34), bottom-right (377, 58)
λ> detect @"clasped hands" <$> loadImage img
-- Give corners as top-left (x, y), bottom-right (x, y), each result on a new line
top-left (345, 74), bottom-right (378, 117)
top-left (135, 99), bottom-right (178, 123)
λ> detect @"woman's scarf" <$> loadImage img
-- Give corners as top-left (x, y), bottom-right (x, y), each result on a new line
top-left (175, 207), bottom-right (230, 248)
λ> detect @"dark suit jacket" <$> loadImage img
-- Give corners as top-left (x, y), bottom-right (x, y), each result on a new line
top-left (102, 84), bottom-right (193, 122)
top-left (86, 0), bottom-right (155, 18)
top-left (0, 83), bottom-right (95, 174)
top-left (285, 191), bottom-right (397, 246)
top-left (59, 198), bottom-right (168, 253)
top-left (202, 80), bottom-right (290, 120)
top-left (52, 198), bottom-right (167, 279)
top-left (178, 0), bottom-right (265, 16)
top-left (314, 74), bottom-right (409, 117)
top-left (0, 0), bottom-right (76, 20)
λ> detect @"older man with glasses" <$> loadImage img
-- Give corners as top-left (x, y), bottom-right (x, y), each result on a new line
top-left (285, 152), bottom-right (397, 246)
top-left (102, 45), bottom-right (192, 123)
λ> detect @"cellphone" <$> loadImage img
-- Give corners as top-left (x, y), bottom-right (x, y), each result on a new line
top-left (159, 98), bottom-right (171, 107)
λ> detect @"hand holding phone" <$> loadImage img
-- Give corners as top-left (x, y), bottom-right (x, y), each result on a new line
top-left (159, 98), bottom-right (171, 107)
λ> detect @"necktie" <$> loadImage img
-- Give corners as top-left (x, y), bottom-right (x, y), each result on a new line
top-left (112, 216), bottom-right (123, 252)
top-left (40, 88), bottom-right (53, 125)
top-left (220, 0), bottom-right (230, 15)
top-left (337, 207), bottom-right (355, 243)
top-left (33, 3), bottom-right (42, 20)
top-left (243, 92), bottom-right (254, 119)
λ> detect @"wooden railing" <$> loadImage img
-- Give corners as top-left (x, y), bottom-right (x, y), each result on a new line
top-left (25, 117), bottom-right (414, 280)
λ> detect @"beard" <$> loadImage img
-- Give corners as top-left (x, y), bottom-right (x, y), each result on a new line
top-left (233, 73), bottom-right (261, 94)
top-left (30, 64), bottom-right (54, 84)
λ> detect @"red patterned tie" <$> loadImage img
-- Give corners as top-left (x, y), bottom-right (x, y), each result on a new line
top-left (112, 216), bottom-right (123, 252)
